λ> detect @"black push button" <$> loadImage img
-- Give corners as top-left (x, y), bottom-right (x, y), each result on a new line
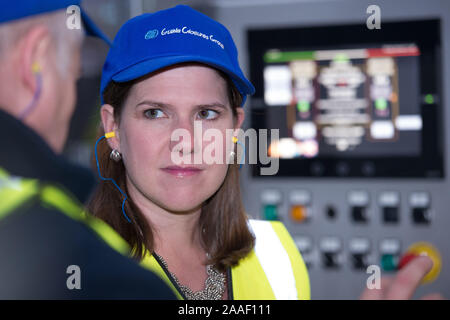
top-left (412, 207), bottom-right (431, 224)
top-left (352, 206), bottom-right (367, 223)
top-left (383, 206), bottom-right (399, 223)
top-left (323, 252), bottom-right (339, 269)
top-left (326, 205), bottom-right (337, 220)
top-left (351, 253), bottom-right (368, 270)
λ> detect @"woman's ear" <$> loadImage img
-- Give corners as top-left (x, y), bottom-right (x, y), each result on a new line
top-left (100, 104), bottom-right (120, 151)
top-left (233, 107), bottom-right (245, 135)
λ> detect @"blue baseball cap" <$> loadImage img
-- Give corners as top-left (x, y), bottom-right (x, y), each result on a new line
top-left (0, 0), bottom-right (111, 46)
top-left (100, 4), bottom-right (255, 106)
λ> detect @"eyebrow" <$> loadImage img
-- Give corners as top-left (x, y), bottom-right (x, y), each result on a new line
top-left (135, 100), bottom-right (228, 110)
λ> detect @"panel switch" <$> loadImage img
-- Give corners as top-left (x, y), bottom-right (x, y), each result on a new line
top-left (289, 190), bottom-right (311, 223)
top-left (409, 192), bottom-right (431, 225)
top-left (349, 238), bottom-right (371, 271)
top-left (320, 237), bottom-right (342, 269)
top-left (379, 239), bottom-right (401, 272)
top-left (261, 189), bottom-right (282, 221)
top-left (379, 192), bottom-right (400, 224)
top-left (348, 191), bottom-right (370, 223)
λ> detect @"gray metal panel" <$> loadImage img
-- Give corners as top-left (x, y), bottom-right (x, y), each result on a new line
top-left (213, 0), bottom-right (450, 299)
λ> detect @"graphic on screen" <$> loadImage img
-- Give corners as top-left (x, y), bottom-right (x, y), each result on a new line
top-left (263, 45), bottom-right (422, 159)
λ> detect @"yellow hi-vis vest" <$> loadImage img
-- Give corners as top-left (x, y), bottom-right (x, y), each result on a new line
top-left (0, 167), bottom-right (176, 295)
top-left (0, 167), bottom-right (131, 255)
top-left (0, 167), bottom-right (310, 300)
top-left (140, 219), bottom-right (311, 300)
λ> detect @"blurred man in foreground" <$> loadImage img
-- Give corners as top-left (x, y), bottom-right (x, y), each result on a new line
top-left (0, 1), bottom-right (175, 299)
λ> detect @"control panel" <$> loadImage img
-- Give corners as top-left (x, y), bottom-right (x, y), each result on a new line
top-left (245, 185), bottom-right (446, 299)
top-left (242, 15), bottom-right (448, 299)
top-left (259, 188), bottom-right (438, 276)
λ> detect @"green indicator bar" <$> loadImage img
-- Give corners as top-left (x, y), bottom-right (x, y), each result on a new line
top-left (264, 50), bottom-right (315, 63)
top-left (333, 53), bottom-right (349, 63)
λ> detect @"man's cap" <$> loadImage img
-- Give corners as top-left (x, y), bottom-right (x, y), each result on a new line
top-left (0, 0), bottom-right (112, 46)
top-left (100, 4), bottom-right (255, 106)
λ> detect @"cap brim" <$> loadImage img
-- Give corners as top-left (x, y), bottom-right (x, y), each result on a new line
top-left (81, 8), bottom-right (112, 46)
top-left (111, 55), bottom-right (255, 102)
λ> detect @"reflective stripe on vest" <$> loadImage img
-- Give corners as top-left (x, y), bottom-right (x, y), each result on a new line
top-left (231, 219), bottom-right (310, 300)
top-left (0, 168), bottom-right (39, 221)
top-left (248, 219), bottom-right (298, 299)
top-left (40, 185), bottom-right (131, 256)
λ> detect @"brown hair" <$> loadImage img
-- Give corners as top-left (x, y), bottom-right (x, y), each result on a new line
top-left (87, 65), bottom-right (255, 272)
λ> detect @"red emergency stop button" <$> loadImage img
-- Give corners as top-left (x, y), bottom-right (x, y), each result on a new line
top-left (398, 253), bottom-right (417, 269)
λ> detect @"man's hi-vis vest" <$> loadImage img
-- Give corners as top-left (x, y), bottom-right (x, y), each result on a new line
top-left (0, 167), bottom-right (310, 300)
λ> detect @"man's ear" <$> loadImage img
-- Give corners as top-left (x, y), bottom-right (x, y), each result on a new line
top-left (18, 25), bottom-right (52, 96)
top-left (100, 104), bottom-right (120, 151)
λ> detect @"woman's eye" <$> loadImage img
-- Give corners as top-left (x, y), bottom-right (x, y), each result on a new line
top-left (144, 109), bottom-right (165, 119)
top-left (198, 109), bottom-right (220, 120)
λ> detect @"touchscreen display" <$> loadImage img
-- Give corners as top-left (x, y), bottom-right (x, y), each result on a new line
top-left (248, 19), bottom-right (442, 178)
top-left (263, 45), bottom-right (422, 159)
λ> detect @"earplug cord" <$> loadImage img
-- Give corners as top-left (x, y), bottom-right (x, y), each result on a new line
top-left (236, 140), bottom-right (245, 170)
top-left (95, 135), bottom-right (131, 223)
top-left (19, 67), bottom-right (42, 121)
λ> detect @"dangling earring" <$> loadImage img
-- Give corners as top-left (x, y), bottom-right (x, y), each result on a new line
top-left (229, 150), bottom-right (236, 165)
top-left (110, 149), bottom-right (122, 162)
top-left (229, 136), bottom-right (237, 161)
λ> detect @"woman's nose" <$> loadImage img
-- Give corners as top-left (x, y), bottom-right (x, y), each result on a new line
top-left (168, 117), bottom-right (203, 159)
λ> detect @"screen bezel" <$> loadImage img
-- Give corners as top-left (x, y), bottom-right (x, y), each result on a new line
top-left (247, 19), bottom-right (444, 178)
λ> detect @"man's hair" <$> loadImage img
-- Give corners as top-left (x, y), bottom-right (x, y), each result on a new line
top-left (0, 9), bottom-right (84, 75)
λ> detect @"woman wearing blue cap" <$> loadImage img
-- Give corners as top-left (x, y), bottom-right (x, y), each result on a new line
top-left (87, 3), bottom-right (445, 302)
top-left (88, 4), bottom-right (309, 300)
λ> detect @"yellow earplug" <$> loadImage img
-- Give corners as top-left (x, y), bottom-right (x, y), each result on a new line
top-left (105, 131), bottom-right (116, 139)
top-left (232, 136), bottom-right (238, 144)
top-left (32, 62), bottom-right (41, 74)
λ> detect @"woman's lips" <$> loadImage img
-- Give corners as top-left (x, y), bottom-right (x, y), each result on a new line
top-left (161, 166), bottom-right (204, 177)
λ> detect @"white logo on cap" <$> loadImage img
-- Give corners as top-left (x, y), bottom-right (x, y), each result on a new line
top-left (149, 26), bottom-right (224, 50)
